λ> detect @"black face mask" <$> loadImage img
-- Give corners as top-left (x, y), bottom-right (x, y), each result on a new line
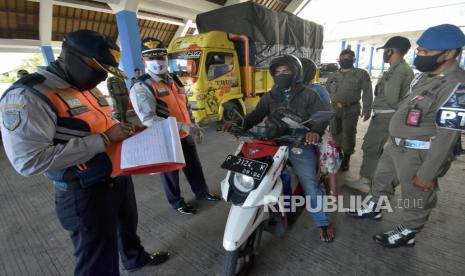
top-left (413, 52), bottom-right (446, 72)
top-left (383, 49), bottom-right (393, 63)
top-left (274, 74), bottom-right (294, 90)
top-left (62, 48), bottom-right (108, 91)
top-left (339, 59), bottom-right (353, 69)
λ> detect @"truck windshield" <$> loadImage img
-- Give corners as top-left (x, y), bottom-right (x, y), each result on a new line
top-left (168, 50), bottom-right (202, 85)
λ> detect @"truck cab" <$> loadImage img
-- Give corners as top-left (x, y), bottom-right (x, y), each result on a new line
top-left (168, 31), bottom-right (273, 124)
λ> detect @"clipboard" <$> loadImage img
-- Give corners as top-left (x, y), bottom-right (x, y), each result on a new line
top-left (106, 117), bottom-right (186, 176)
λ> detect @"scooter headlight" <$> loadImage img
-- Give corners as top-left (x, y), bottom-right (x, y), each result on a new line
top-left (233, 173), bottom-right (255, 193)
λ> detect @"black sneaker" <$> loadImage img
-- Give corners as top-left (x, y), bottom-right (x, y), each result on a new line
top-left (373, 224), bottom-right (416, 248)
top-left (346, 201), bottom-right (382, 220)
top-left (176, 204), bottom-right (197, 215)
top-left (198, 193), bottom-right (221, 201)
top-left (126, 251), bottom-right (170, 272)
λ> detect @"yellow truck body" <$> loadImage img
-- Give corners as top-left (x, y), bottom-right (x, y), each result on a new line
top-left (168, 31), bottom-right (274, 124)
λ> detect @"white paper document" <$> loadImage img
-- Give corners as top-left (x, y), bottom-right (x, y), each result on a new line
top-left (120, 117), bottom-right (185, 169)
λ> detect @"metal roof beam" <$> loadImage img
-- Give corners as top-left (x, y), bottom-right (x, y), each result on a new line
top-left (225, 0), bottom-right (249, 6)
top-left (139, 0), bottom-right (219, 20)
top-left (286, 0), bottom-right (310, 15)
top-left (29, 0), bottom-right (112, 13)
top-left (172, 19), bottom-right (193, 40)
top-left (28, 0), bottom-right (184, 25)
top-left (157, 0), bottom-right (222, 13)
top-left (0, 39), bottom-right (62, 53)
top-left (107, 0), bottom-right (140, 13)
top-left (138, 1), bottom-right (197, 20)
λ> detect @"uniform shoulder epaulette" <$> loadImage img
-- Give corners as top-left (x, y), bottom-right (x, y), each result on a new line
top-left (137, 73), bottom-right (151, 82)
top-left (14, 72), bottom-right (46, 86)
top-left (1, 72), bottom-right (57, 115)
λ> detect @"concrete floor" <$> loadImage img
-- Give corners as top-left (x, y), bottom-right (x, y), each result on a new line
top-left (0, 118), bottom-right (464, 276)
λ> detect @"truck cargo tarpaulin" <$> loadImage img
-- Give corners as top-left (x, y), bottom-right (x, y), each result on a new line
top-left (196, 2), bottom-right (323, 68)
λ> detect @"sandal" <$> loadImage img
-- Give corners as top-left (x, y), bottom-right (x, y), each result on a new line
top-left (319, 226), bottom-right (335, 243)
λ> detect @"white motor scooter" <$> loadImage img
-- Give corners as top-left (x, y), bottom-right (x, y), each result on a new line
top-left (220, 111), bottom-right (333, 276)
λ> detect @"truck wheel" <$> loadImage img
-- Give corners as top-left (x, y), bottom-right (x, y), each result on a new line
top-left (223, 227), bottom-right (262, 276)
top-left (222, 101), bottom-right (243, 123)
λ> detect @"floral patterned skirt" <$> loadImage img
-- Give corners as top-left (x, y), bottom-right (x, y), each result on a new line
top-left (318, 132), bottom-right (342, 174)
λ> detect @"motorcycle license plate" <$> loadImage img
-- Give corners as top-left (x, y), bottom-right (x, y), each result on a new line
top-left (221, 155), bottom-right (269, 180)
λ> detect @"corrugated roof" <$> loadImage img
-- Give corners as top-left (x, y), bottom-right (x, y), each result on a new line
top-left (253, 0), bottom-right (292, 12)
top-left (0, 0), bottom-right (289, 46)
top-left (52, 5), bottom-right (118, 41)
top-left (139, 18), bottom-right (179, 45)
top-left (0, 0), bottom-right (39, 40)
top-left (0, 0), bottom-right (178, 46)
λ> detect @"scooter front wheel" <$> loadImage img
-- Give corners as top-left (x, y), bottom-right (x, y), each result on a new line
top-left (222, 226), bottom-right (263, 276)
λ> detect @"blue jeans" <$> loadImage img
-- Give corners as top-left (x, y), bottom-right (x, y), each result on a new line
top-left (286, 143), bottom-right (329, 227)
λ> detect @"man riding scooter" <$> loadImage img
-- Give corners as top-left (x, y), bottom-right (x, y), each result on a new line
top-left (224, 54), bottom-right (335, 242)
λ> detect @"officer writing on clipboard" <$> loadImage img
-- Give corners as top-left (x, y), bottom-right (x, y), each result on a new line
top-left (130, 38), bottom-right (220, 215)
top-left (0, 30), bottom-right (169, 275)
top-left (347, 24), bottom-right (465, 248)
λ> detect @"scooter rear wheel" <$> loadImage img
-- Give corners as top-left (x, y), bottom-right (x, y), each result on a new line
top-left (223, 226), bottom-right (263, 276)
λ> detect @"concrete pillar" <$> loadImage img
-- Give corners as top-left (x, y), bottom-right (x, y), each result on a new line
top-left (41, 46), bottom-right (55, 65)
top-left (115, 10), bottom-right (144, 85)
top-left (341, 41), bottom-right (346, 52)
top-left (355, 43), bottom-right (361, 68)
top-left (109, 0), bottom-right (143, 85)
top-left (368, 46), bottom-right (374, 76)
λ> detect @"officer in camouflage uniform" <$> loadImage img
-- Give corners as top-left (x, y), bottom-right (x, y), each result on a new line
top-left (347, 36), bottom-right (414, 192)
top-left (326, 49), bottom-right (373, 171)
top-left (347, 24), bottom-right (465, 248)
top-left (107, 75), bottom-right (129, 122)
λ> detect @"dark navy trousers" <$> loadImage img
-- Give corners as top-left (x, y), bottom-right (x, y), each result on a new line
top-left (160, 135), bottom-right (209, 209)
top-left (55, 176), bottom-right (149, 276)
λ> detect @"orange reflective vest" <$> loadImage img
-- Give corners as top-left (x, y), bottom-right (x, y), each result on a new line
top-left (150, 79), bottom-right (191, 138)
top-left (4, 72), bottom-right (120, 187)
top-left (47, 87), bottom-right (116, 134)
top-left (45, 86), bottom-right (117, 186)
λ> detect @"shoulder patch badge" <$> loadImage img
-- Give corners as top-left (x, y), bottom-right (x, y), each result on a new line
top-left (136, 92), bottom-right (147, 101)
top-left (2, 109), bottom-right (21, 131)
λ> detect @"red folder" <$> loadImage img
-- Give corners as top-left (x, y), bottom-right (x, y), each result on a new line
top-left (106, 133), bottom-right (185, 177)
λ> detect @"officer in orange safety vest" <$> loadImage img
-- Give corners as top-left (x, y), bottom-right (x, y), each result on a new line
top-left (130, 37), bottom-right (220, 215)
top-left (0, 30), bottom-right (169, 275)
